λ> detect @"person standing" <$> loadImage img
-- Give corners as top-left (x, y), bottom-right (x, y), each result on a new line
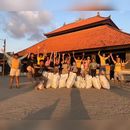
top-left (110, 53), bottom-right (123, 82)
top-left (61, 53), bottom-right (70, 74)
top-left (71, 61), bottom-right (78, 73)
top-left (37, 48), bottom-right (47, 65)
top-left (54, 52), bottom-right (61, 73)
top-left (37, 53), bottom-right (45, 65)
top-left (89, 58), bottom-right (99, 77)
top-left (1, 49), bottom-right (28, 88)
top-left (82, 56), bottom-right (91, 75)
top-left (66, 53), bottom-right (71, 65)
top-left (27, 53), bottom-right (37, 80)
top-left (98, 51), bottom-right (110, 73)
top-left (45, 52), bottom-right (53, 72)
top-left (121, 60), bottom-right (129, 70)
top-left (73, 52), bottom-right (85, 75)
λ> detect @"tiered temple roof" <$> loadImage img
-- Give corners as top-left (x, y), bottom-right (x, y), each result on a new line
top-left (18, 14), bottom-right (130, 55)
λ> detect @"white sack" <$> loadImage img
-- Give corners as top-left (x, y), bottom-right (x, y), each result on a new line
top-left (74, 76), bottom-right (81, 88)
top-left (66, 72), bottom-right (77, 88)
top-left (59, 74), bottom-right (68, 88)
top-left (80, 77), bottom-right (86, 89)
top-left (85, 75), bottom-right (93, 89)
top-left (99, 75), bottom-right (110, 90)
top-left (51, 73), bottom-right (60, 89)
top-left (46, 72), bottom-right (54, 89)
top-left (42, 71), bottom-right (48, 78)
top-left (92, 77), bottom-right (101, 90)
top-left (35, 81), bottom-right (44, 90)
top-left (74, 76), bottom-right (86, 88)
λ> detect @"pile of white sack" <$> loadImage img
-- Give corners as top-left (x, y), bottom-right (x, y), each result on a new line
top-left (36, 71), bottom-right (110, 90)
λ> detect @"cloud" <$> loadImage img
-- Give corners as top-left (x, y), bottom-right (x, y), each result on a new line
top-left (3, 11), bottom-right (53, 41)
top-left (28, 31), bottom-right (46, 41)
top-left (69, 0), bottom-right (116, 11)
top-left (71, 5), bottom-right (115, 11)
top-left (0, 0), bottom-right (42, 11)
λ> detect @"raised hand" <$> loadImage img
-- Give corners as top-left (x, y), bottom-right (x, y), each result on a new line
top-left (54, 52), bottom-right (56, 55)
top-left (68, 53), bottom-right (71, 56)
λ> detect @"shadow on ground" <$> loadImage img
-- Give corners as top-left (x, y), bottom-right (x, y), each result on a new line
top-left (64, 88), bottom-right (90, 120)
top-left (24, 88), bottom-right (90, 120)
top-left (0, 85), bottom-right (35, 102)
top-left (24, 99), bottom-right (60, 120)
top-left (3, 88), bottom-right (91, 130)
top-left (110, 86), bottom-right (130, 99)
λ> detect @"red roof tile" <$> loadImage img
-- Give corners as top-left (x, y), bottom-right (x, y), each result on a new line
top-left (45, 15), bottom-right (109, 37)
top-left (18, 25), bottom-right (130, 55)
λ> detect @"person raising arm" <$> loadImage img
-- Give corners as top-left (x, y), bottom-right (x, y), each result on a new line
top-left (37, 47), bottom-right (47, 65)
top-left (61, 53), bottom-right (65, 64)
top-left (110, 53), bottom-right (116, 64)
top-left (98, 51), bottom-right (110, 73)
top-left (45, 52), bottom-right (52, 66)
top-left (54, 52), bottom-right (61, 72)
top-left (73, 52), bottom-right (85, 75)
top-left (110, 53), bottom-right (123, 82)
top-left (66, 53), bottom-right (71, 65)
top-left (1, 48), bottom-right (28, 88)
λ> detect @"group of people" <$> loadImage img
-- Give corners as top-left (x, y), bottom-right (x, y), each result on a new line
top-left (0, 48), bottom-right (129, 89)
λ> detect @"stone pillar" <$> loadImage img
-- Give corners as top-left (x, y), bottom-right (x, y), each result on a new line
top-left (126, 51), bottom-right (130, 69)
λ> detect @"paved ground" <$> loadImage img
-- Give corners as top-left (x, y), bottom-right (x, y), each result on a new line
top-left (0, 76), bottom-right (130, 122)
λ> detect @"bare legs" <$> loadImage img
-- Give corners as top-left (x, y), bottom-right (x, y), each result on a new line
top-left (9, 76), bottom-right (20, 89)
top-left (9, 76), bottom-right (14, 89)
top-left (16, 76), bottom-right (20, 88)
top-left (27, 66), bottom-right (35, 82)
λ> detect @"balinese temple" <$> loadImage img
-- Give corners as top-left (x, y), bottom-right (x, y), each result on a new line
top-left (18, 13), bottom-right (130, 69)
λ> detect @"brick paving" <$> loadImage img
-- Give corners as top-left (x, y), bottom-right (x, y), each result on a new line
top-left (0, 76), bottom-right (130, 121)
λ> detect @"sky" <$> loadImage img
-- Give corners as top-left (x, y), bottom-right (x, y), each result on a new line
top-left (0, 0), bottom-right (130, 53)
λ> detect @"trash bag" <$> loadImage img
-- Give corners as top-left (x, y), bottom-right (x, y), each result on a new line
top-left (85, 75), bottom-right (93, 89)
top-left (66, 72), bottom-right (77, 88)
top-left (35, 81), bottom-right (44, 91)
top-left (80, 77), bottom-right (86, 88)
top-left (46, 72), bottom-right (54, 89)
top-left (92, 76), bottom-right (101, 90)
top-left (42, 71), bottom-right (48, 78)
top-left (99, 75), bottom-right (110, 90)
top-left (74, 76), bottom-right (81, 88)
top-left (74, 76), bottom-right (85, 88)
top-left (51, 73), bottom-right (60, 89)
top-left (59, 74), bottom-right (68, 88)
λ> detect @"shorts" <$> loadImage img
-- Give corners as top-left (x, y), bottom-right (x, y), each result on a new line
top-left (100, 66), bottom-right (106, 72)
top-left (10, 68), bottom-right (20, 77)
top-left (114, 72), bottom-right (123, 81)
